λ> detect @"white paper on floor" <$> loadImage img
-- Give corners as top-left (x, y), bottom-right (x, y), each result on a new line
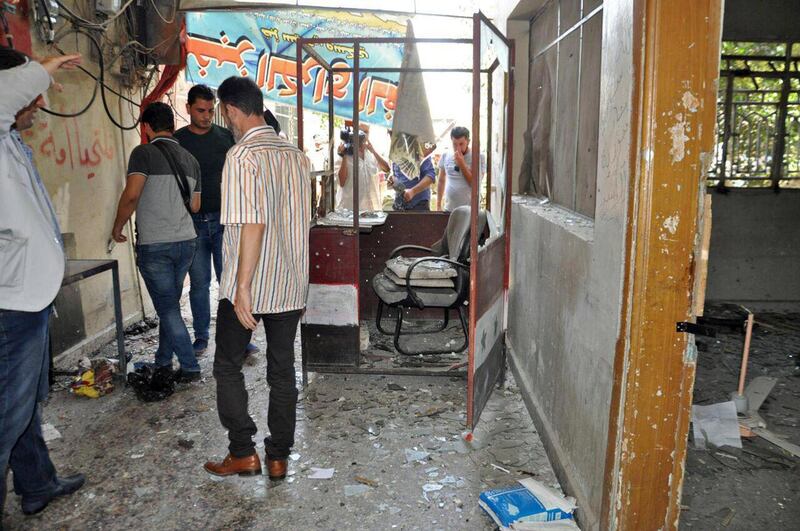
top-left (691, 401), bottom-right (742, 449)
top-left (42, 423), bottom-right (61, 442)
top-left (308, 467), bottom-right (335, 479)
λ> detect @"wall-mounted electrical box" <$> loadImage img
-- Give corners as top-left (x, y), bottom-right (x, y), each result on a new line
top-left (95, 0), bottom-right (122, 15)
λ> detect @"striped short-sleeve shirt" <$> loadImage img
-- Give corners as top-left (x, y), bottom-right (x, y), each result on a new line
top-left (220, 126), bottom-right (311, 314)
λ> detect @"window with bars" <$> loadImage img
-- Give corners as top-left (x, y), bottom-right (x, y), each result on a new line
top-left (521, 0), bottom-right (603, 219)
top-left (710, 42), bottom-right (800, 189)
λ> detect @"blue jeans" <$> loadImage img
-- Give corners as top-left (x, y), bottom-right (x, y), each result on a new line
top-left (0, 307), bottom-right (59, 513)
top-left (136, 240), bottom-right (200, 373)
top-left (189, 212), bottom-right (224, 342)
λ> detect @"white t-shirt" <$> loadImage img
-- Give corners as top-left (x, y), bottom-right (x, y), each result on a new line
top-left (335, 150), bottom-right (382, 212)
top-left (438, 150), bottom-right (486, 211)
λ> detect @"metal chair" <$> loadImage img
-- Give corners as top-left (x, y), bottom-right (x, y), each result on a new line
top-left (372, 206), bottom-right (487, 355)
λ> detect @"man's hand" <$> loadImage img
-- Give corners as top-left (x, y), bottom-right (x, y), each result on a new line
top-left (233, 284), bottom-right (258, 330)
top-left (111, 225), bottom-right (127, 243)
top-left (453, 149), bottom-right (466, 169)
top-left (40, 54), bottom-right (82, 76)
top-left (403, 188), bottom-right (415, 203)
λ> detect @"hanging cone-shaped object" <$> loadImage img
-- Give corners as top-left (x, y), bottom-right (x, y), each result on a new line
top-left (389, 21), bottom-right (436, 179)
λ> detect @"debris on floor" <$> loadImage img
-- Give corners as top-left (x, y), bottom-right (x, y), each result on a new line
top-left (683, 305), bottom-right (800, 529)
top-left (691, 401), bottom-right (742, 449)
top-left (127, 364), bottom-right (175, 402)
top-left (479, 477), bottom-right (577, 529)
top-left (6, 284), bottom-right (561, 530)
top-left (41, 423), bottom-right (61, 442)
top-left (70, 357), bottom-right (116, 398)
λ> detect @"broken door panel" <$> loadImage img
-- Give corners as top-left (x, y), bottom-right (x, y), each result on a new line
top-left (467, 14), bottom-right (513, 429)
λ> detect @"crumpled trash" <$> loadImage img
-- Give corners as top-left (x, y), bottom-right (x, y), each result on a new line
top-left (128, 365), bottom-right (175, 402)
top-left (70, 358), bottom-right (116, 398)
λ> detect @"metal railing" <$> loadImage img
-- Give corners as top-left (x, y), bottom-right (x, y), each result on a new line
top-left (710, 43), bottom-right (800, 189)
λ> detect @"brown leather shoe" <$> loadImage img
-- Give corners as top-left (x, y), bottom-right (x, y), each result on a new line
top-left (266, 458), bottom-right (287, 480)
top-left (204, 453), bottom-right (262, 477)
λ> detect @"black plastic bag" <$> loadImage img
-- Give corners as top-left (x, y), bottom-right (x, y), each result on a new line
top-left (128, 365), bottom-right (175, 402)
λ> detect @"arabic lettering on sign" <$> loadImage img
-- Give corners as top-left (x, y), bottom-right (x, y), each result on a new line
top-left (185, 10), bottom-right (406, 128)
top-left (23, 118), bottom-right (116, 180)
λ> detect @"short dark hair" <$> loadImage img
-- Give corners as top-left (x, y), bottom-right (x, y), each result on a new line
top-left (217, 76), bottom-right (263, 116)
top-left (141, 102), bottom-right (174, 133)
top-left (451, 126), bottom-right (470, 140)
top-left (187, 84), bottom-right (215, 105)
top-left (0, 46), bottom-right (28, 71)
top-left (263, 109), bottom-right (281, 134)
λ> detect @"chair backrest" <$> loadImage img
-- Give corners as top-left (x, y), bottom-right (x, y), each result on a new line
top-left (432, 206), bottom-right (488, 262)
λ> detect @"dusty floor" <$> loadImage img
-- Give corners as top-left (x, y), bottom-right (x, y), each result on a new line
top-left (2, 289), bottom-right (559, 530)
top-left (681, 306), bottom-right (800, 530)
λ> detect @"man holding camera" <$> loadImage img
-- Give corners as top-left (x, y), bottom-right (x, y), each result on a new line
top-left (335, 124), bottom-right (384, 212)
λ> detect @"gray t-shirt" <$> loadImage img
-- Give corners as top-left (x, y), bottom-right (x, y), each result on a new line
top-left (127, 137), bottom-right (201, 245)
top-left (438, 150), bottom-right (486, 212)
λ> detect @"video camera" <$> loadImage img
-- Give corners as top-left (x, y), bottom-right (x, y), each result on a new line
top-left (339, 126), bottom-right (367, 156)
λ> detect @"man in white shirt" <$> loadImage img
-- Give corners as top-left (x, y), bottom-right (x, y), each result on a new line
top-left (335, 124), bottom-right (385, 212)
top-left (436, 126), bottom-right (486, 212)
top-left (0, 47), bottom-right (86, 520)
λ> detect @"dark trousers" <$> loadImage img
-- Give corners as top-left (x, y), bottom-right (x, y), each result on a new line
top-left (189, 212), bottom-right (224, 342)
top-left (213, 299), bottom-right (302, 460)
top-left (0, 308), bottom-right (58, 515)
top-left (393, 196), bottom-right (430, 211)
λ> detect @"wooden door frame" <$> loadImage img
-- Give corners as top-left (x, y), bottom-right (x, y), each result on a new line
top-left (602, 0), bottom-right (723, 529)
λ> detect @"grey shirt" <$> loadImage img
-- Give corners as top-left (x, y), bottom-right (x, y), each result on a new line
top-left (127, 137), bottom-right (201, 245)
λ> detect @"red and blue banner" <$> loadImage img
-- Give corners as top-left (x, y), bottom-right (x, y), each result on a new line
top-left (185, 9), bottom-right (406, 128)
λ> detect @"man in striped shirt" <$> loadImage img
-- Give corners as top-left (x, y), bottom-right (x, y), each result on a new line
top-left (203, 77), bottom-right (311, 481)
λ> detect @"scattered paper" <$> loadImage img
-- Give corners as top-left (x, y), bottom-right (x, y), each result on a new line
top-left (42, 423), bottom-right (61, 442)
top-left (692, 401), bottom-right (742, 449)
top-left (308, 467), bottom-right (335, 479)
top-left (422, 483), bottom-right (443, 493)
top-left (344, 484), bottom-right (371, 497)
top-left (405, 448), bottom-right (430, 463)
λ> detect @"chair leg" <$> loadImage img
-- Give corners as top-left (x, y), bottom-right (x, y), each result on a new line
top-left (454, 306), bottom-right (469, 353)
top-left (376, 300), bottom-right (393, 335)
top-left (393, 308), bottom-right (410, 355)
top-left (393, 305), bottom-right (470, 356)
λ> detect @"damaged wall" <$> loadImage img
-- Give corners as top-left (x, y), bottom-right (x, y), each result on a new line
top-left (18, 1), bottom-right (148, 359)
top-left (706, 189), bottom-right (800, 309)
top-left (498, 1), bottom-right (631, 529)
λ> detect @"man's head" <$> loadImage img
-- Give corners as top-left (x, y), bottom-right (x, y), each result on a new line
top-left (450, 126), bottom-right (470, 155)
top-left (217, 76), bottom-right (264, 140)
top-left (186, 84), bottom-right (215, 132)
top-left (1, 46), bottom-right (45, 131)
top-left (141, 102), bottom-right (175, 141)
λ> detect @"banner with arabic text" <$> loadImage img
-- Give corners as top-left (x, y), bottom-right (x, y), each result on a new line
top-left (185, 10), bottom-right (406, 128)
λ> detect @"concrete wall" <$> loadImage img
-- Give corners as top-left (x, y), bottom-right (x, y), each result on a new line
top-left (498, 1), bottom-right (633, 529)
top-left (706, 189), bottom-right (800, 309)
top-left (20, 3), bottom-right (149, 360)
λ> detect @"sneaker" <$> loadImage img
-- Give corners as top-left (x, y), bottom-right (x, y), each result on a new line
top-left (193, 339), bottom-right (209, 356)
top-left (174, 369), bottom-right (202, 383)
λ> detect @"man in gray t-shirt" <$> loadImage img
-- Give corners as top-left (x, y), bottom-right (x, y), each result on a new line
top-left (111, 102), bottom-right (202, 381)
top-left (436, 126), bottom-right (486, 212)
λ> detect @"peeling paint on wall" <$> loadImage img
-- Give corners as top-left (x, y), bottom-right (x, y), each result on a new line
top-left (668, 114), bottom-right (689, 163)
top-left (681, 91), bottom-right (700, 113)
top-left (662, 215), bottom-right (680, 235)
